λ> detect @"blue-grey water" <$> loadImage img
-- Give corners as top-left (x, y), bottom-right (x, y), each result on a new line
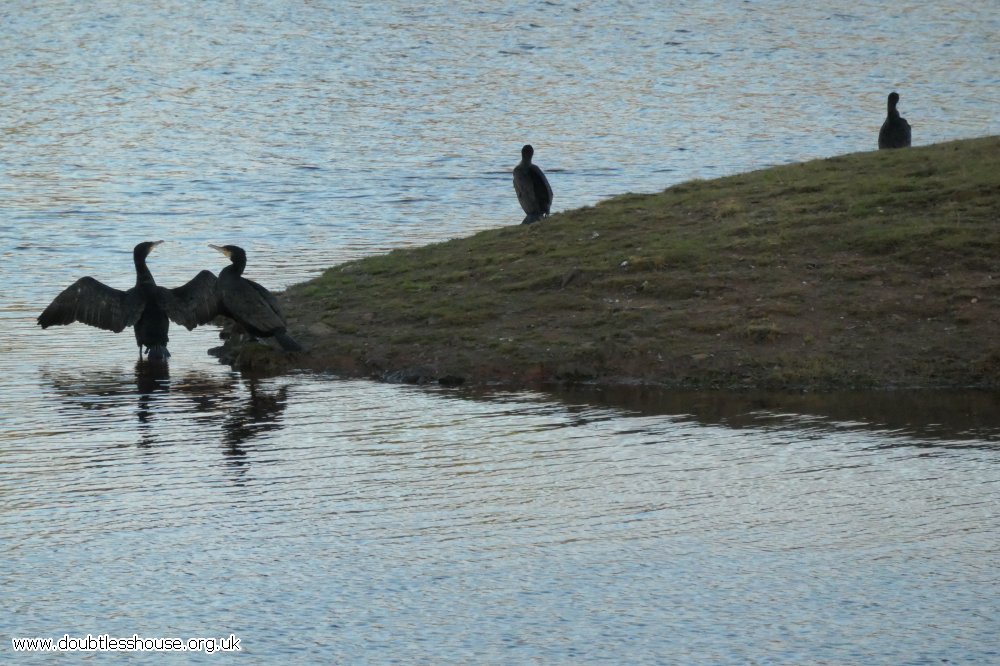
top-left (2, 1), bottom-right (999, 663)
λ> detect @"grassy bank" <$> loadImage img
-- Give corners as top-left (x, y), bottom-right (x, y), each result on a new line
top-left (258, 136), bottom-right (999, 389)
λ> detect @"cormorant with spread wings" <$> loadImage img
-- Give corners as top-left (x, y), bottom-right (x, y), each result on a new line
top-left (37, 241), bottom-right (218, 361)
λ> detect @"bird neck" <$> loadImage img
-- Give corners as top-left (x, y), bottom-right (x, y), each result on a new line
top-left (134, 253), bottom-right (156, 286)
top-left (224, 258), bottom-right (246, 277)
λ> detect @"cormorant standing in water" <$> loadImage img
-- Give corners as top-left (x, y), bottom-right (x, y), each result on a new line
top-left (513, 144), bottom-right (553, 224)
top-left (206, 244), bottom-right (303, 352)
top-left (37, 241), bottom-right (219, 361)
top-left (878, 91), bottom-right (911, 149)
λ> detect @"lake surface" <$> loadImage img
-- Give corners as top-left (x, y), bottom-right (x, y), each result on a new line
top-left (2, 1), bottom-right (999, 662)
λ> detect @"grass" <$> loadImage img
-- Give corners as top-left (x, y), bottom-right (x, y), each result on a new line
top-left (266, 136), bottom-right (1000, 390)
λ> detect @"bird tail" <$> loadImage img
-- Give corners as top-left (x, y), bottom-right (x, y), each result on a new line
top-left (146, 345), bottom-right (171, 361)
top-left (275, 331), bottom-right (303, 352)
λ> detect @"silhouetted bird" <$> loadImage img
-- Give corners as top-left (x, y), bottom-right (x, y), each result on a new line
top-left (512, 144), bottom-right (553, 224)
top-left (37, 241), bottom-right (218, 361)
top-left (878, 91), bottom-right (911, 149)
top-left (202, 244), bottom-right (303, 352)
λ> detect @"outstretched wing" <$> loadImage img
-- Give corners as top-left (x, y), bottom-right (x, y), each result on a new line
top-left (37, 277), bottom-right (143, 333)
top-left (158, 270), bottom-right (220, 330)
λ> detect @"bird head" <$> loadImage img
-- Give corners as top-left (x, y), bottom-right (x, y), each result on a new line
top-left (209, 244), bottom-right (247, 264)
top-left (135, 240), bottom-right (164, 258)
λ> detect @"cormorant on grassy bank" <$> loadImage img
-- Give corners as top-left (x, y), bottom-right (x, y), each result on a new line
top-left (878, 91), bottom-right (912, 149)
top-left (513, 144), bottom-right (553, 224)
top-left (205, 244), bottom-right (303, 352)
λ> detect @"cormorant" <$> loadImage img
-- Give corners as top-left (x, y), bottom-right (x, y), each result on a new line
top-left (37, 241), bottom-right (219, 361)
top-left (513, 144), bottom-right (553, 224)
top-left (205, 244), bottom-right (303, 352)
top-left (878, 91), bottom-right (911, 149)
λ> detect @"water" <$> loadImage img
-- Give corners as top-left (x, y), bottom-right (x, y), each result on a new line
top-left (2, 1), bottom-right (999, 662)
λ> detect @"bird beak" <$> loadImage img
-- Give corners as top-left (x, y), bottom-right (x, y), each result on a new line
top-left (151, 240), bottom-right (164, 250)
top-left (208, 244), bottom-right (231, 258)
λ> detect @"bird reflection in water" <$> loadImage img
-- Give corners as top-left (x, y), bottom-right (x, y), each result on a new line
top-left (42, 363), bottom-right (177, 447)
top-left (133, 360), bottom-right (171, 447)
top-left (220, 380), bottom-right (290, 480)
top-left (41, 366), bottom-right (290, 466)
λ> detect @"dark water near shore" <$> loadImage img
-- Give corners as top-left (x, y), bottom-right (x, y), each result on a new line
top-left (2, 1), bottom-right (999, 662)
